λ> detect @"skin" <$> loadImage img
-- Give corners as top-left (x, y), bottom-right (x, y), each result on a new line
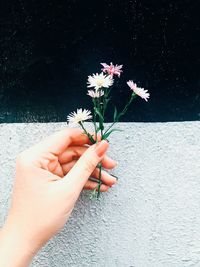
top-left (0, 128), bottom-right (117, 267)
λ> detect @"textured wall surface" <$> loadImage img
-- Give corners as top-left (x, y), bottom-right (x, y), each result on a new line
top-left (0, 122), bottom-right (200, 267)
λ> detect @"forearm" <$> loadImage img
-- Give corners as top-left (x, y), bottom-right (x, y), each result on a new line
top-left (0, 221), bottom-right (37, 267)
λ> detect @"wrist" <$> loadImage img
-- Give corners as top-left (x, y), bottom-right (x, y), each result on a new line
top-left (0, 219), bottom-right (39, 267)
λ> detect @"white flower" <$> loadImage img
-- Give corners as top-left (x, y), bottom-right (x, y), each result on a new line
top-left (87, 72), bottom-right (114, 90)
top-left (87, 89), bottom-right (104, 98)
top-left (127, 80), bottom-right (150, 102)
top-left (67, 108), bottom-right (92, 124)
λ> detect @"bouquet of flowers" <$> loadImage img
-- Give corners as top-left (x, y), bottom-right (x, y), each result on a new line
top-left (67, 62), bottom-right (150, 199)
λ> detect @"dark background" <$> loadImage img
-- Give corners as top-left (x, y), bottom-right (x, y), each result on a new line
top-left (0, 0), bottom-right (199, 123)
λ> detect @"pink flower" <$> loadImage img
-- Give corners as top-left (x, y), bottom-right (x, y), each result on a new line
top-left (101, 62), bottom-right (123, 77)
top-left (127, 80), bottom-right (150, 102)
top-left (87, 89), bottom-right (104, 98)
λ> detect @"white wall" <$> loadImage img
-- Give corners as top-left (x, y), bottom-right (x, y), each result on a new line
top-left (0, 122), bottom-right (200, 267)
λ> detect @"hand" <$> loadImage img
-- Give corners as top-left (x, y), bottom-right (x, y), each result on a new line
top-left (0, 128), bottom-right (117, 267)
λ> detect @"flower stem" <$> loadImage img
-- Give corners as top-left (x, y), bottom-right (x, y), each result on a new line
top-left (79, 121), bottom-right (95, 143)
top-left (103, 121), bottom-right (116, 136)
top-left (95, 92), bottom-right (106, 198)
top-left (119, 93), bottom-right (136, 118)
top-left (102, 88), bottom-right (110, 117)
top-left (97, 163), bottom-right (102, 199)
top-left (92, 99), bottom-right (98, 141)
top-left (103, 93), bottom-right (136, 136)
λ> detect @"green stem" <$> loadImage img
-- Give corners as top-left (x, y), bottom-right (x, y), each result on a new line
top-left (97, 163), bottom-right (102, 199)
top-left (103, 121), bottom-right (116, 137)
top-left (96, 90), bottom-right (106, 198)
top-left (102, 88), bottom-right (109, 117)
top-left (89, 94), bottom-right (104, 199)
top-left (119, 93), bottom-right (136, 117)
top-left (79, 121), bottom-right (95, 143)
top-left (97, 127), bottom-right (103, 198)
top-left (103, 93), bottom-right (136, 136)
top-left (92, 98), bottom-right (97, 141)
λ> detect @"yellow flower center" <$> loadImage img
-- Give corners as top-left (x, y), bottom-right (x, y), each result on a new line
top-left (96, 77), bottom-right (105, 87)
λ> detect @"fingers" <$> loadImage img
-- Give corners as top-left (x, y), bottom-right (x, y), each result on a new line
top-left (84, 180), bottom-right (110, 192)
top-left (32, 128), bottom-right (92, 156)
top-left (90, 168), bottom-right (117, 186)
top-left (62, 160), bottom-right (117, 186)
top-left (59, 145), bottom-right (117, 169)
top-left (60, 140), bottom-right (109, 196)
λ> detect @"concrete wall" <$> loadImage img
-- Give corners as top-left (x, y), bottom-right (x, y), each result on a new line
top-left (0, 122), bottom-right (200, 267)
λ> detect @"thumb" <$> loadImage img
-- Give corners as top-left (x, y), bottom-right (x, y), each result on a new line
top-left (61, 140), bottom-right (109, 194)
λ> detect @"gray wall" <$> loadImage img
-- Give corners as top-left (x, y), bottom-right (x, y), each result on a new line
top-left (0, 122), bottom-right (200, 267)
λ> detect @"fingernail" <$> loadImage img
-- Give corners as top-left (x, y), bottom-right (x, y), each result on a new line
top-left (108, 158), bottom-right (118, 167)
top-left (95, 140), bottom-right (109, 157)
top-left (110, 174), bottom-right (119, 180)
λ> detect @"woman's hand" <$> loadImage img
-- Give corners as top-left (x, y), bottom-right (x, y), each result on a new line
top-left (0, 128), bottom-right (117, 267)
